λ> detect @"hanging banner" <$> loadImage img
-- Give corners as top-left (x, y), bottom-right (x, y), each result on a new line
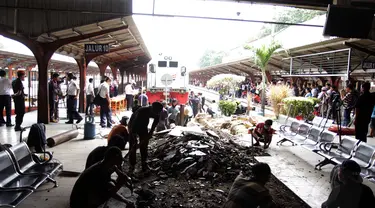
top-left (84, 44), bottom-right (110, 54)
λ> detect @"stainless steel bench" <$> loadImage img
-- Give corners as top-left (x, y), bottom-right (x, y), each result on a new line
top-left (6, 142), bottom-right (62, 187)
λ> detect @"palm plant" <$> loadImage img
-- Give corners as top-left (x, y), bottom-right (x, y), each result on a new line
top-left (245, 42), bottom-right (282, 116)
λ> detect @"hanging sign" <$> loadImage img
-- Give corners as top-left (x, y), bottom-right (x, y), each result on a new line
top-left (84, 44), bottom-right (110, 53)
top-left (362, 61), bottom-right (375, 70)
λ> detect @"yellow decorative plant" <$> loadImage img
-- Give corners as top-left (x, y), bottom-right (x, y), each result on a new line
top-left (267, 84), bottom-right (292, 118)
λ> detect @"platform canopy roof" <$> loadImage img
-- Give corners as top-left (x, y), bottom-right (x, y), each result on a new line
top-left (189, 38), bottom-right (375, 81)
top-left (212, 0), bottom-right (332, 10)
top-left (0, 50), bottom-right (101, 74)
top-left (0, 0), bottom-right (150, 71)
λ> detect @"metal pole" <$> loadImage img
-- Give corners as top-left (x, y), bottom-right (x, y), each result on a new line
top-left (346, 48), bottom-right (352, 79)
top-left (290, 57), bottom-right (293, 76)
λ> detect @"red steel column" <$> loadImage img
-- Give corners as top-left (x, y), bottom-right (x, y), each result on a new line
top-left (110, 66), bottom-right (118, 80)
top-left (97, 63), bottom-right (108, 78)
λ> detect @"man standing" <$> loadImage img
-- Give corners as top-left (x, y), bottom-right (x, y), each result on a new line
top-left (138, 91), bottom-right (148, 107)
top-left (342, 84), bottom-right (358, 127)
top-left (125, 82), bottom-right (134, 111)
top-left (354, 82), bottom-right (375, 142)
top-left (128, 102), bottom-right (163, 173)
top-left (85, 78), bottom-right (95, 115)
top-left (66, 73), bottom-right (82, 124)
top-left (48, 73), bottom-right (61, 123)
top-left (0, 70), bottom-right (14, 127)
top-left (12, 71), bottom-right (26, 131)
top-left (98, 76), bottom-right (112, 128)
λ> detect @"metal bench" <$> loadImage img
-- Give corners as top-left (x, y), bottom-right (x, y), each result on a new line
top-left (309, 116), bottom-right (324, 127)
top-left (320, 118), bottom-right (334, 129)
top-left (350, 142), bottom-right (375, 168)
top-left (362, 160), bottom-right (375, 179)
top-left (0, 150), bottom-right (48, 190)
top-left (300, 127), bottom-right (324, 151)
top-left (6, 142), bottom-right (62, 187)
top-left (277, 122), bottom-right (311, 146)
top-left (313, 136), bottom-right (359, 170)
top-left (0, 188), bottom-right (33, 208)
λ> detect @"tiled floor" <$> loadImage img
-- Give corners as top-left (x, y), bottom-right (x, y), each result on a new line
top-left (2, 108), bottom-right (375, 208)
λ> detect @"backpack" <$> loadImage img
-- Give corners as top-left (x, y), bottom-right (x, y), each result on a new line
top-left (26, 123), bottom-right (47, 153)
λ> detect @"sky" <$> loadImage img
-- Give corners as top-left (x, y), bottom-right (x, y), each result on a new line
top-left (133, 0), bottom-right (280, 70)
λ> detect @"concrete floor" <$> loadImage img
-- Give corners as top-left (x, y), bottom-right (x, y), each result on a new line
top-left (1, 109), bottom-right (375, 208)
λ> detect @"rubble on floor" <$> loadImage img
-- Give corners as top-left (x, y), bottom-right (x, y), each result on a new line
top-left (123, 125), bottom-right (310, 208)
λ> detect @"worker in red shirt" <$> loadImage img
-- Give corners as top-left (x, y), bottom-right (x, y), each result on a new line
top-left (252, 119), bottom-right (275, 149)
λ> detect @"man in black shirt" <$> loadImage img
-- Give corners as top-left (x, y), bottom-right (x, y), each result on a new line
top-left (70, 147), bottom-right (134, 208)
top-left (85, 135), bottom-right (126, 170)
top-left (128, 102), bottom-right (163, 173)
top-left (322, 160), bottom-right (375, 208)
top-left (354, 82), bottom-right (375, 142)
top-left (12, 71), bottom-right (26, 131)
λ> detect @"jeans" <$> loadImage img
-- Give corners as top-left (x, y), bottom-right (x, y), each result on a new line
top-left (343, 108), bottom-right (352, 127)
top-left (49, 99), bottom-right (59, 121)
top-left (85, 95), bottom-right (94, 115)
top-left (100, 101), bottom-right (112, 127)
top-left (0, 95), bottom-right (12, 124)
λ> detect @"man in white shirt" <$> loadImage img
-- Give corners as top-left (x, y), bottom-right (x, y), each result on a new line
top-left (98, 76), bottom-right (112, 128)
top-left (66, 73), bottom-right (82, 124)
top-left (85, 78), bottom-right (95, 115)
top-left (125, 82), bottom-right (134, 111)
top-left (0, 70), bottom-right (14, 127)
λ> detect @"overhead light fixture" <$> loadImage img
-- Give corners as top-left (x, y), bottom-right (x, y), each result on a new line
top-left (108, 34), bottom-right (113, 39)
top-left (121, 19), bottom-right (126, 26)
top-left (97, 23), bottom-right (103, 30)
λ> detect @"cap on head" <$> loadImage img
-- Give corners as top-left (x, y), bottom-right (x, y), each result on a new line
top-left (120, 116), bottom-right (129, 126)
top-left (104, 146), bottom-right (123, 162)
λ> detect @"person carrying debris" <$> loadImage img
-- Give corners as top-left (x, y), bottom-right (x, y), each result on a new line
top-left (128, 102), bottom-right (163, 173)
top-left (223, 163), bottom-right (277, 208)
top-left (322, 159), bottom-right (375, 208)
top-left (252, 119), bottom-right (275, 149)
top-left (71, 147), bottom-right (134, 208)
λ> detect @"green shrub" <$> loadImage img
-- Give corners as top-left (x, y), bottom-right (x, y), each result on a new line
top-left (282, 97), bottom-right (316, 119)
top-left (219, 100), bottom-right (237, 116)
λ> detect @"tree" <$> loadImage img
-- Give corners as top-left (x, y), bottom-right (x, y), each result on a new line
top-left (244, 42), bottom-right (282, 116)
top-left (256, 8), bottom-right (325, 39)
top-left (199, 50), bottom-right (226, 68)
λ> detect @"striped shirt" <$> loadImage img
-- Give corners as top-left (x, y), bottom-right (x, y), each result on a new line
top-left (343, 92), bottom-right (358, 109)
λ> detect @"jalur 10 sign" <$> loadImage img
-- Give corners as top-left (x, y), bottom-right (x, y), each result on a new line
top-left (84, 44), bottom-right (110, 54)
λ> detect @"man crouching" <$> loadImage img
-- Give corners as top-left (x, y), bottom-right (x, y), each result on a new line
top-left (252, 119), bottom-right (275, 149)
top-left (223, 163), bottom-right (277, 208)
top-left (70, 147), bottom-right (134, 208)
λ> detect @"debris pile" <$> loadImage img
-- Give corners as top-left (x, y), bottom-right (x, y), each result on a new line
top-left (121, 126), bottom-right (310, 208)
top-left (149, 127), bottom-right (267, 182)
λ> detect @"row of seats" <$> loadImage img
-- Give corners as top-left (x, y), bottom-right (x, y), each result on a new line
top-left (277, 116), bottom-right (375, 183)
top-left (0, 142), bottom-right (63, 207)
